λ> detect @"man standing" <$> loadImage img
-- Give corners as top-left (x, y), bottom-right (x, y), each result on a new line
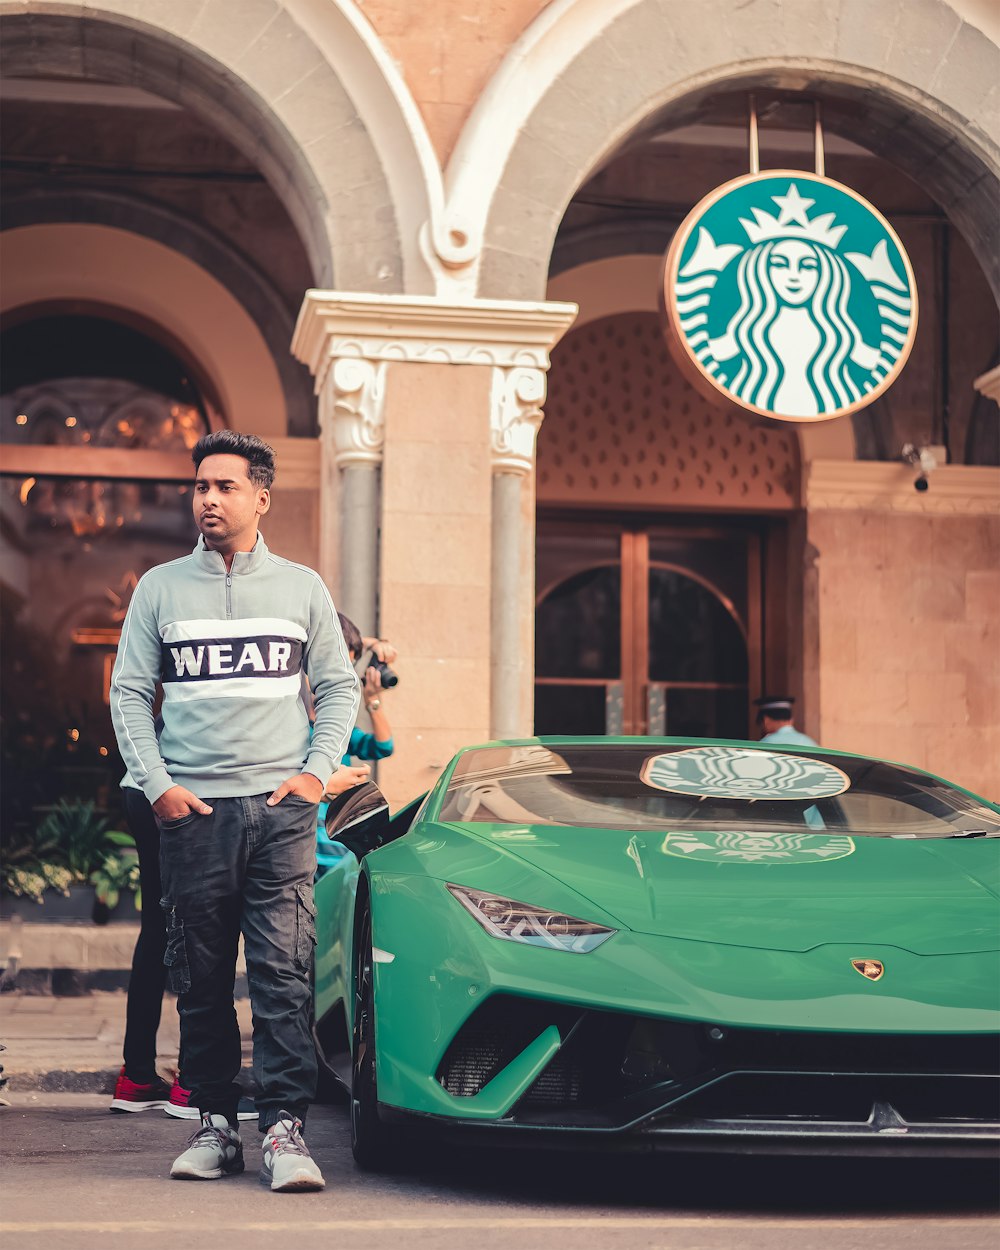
top-left (110, 431), bottom-right (359, 1191)
top-left (753, 695), bottom-right (817, 746)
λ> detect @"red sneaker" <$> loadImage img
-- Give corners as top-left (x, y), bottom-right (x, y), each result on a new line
top-left (164, 1077), bottom-right (256, 1121)
top-left (164, 1078), bottom-right (199, 1120)
top-left (110, 1066), bottom-right (171, 1112)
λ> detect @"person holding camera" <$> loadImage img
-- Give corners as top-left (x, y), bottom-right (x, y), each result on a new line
top-left (315, 615), bottom-right (397, 872)
top-left (336, 612), bottom-right (396, 768)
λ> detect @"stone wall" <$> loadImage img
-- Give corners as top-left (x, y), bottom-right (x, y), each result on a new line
top-left (359, 0), bottom-right (548, 161)
top-left (806, 484), bottom-right (1000, 798)
top-left (375, 361), bottom-right (494, 806)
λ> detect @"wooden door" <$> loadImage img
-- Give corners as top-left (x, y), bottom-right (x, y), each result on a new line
top-left (535, 520), bottom-right (762, 738)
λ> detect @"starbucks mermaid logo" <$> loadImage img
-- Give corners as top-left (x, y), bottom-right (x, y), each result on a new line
top-left (663, 172), bottom-right (918, 422)
top-left (641, 746), bottom-right (851, 801)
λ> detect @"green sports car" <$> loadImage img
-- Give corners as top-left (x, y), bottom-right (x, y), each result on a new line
top-left (312, 738), bottom-right (1000, 1168)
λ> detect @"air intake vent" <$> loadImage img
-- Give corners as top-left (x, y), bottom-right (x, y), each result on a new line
top-left (436, 996), bottom-right (582, 1098)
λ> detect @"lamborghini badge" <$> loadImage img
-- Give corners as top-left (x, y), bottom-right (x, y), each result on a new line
top-left (851, 959), bottom-right (885, 982)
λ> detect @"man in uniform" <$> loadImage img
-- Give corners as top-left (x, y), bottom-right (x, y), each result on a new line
top-left (754, 695), bottom-right (817, 746)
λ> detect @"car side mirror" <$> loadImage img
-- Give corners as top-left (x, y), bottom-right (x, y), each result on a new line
top-left (324, 781), bottom-right (390, 859)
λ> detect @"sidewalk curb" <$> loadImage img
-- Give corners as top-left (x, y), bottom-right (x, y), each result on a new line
top-left (7, 1067), bottom-right (119, 1095)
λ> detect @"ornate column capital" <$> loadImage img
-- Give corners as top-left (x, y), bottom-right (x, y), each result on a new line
top-left (293, 290), bottom-right (577, 381)
top-left (320, 357), bottom-right (387, 468)
top-left (490, 365), bottom-right (547, 475)
top-left (294, 291), bottom-right (577, 476)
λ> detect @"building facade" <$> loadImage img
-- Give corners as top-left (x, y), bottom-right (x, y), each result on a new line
top-left (1, 0), bottom-right (998, 822)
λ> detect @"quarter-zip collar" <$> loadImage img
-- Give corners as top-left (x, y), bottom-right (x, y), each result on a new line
top-left (191, 532), bottom-right (270, 576)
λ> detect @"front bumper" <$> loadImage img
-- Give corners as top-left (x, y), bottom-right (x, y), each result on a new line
top-left (380, 1099), bottom-right (1000, 1158)
top-left (368, 873), bottom-right (1000, 1153)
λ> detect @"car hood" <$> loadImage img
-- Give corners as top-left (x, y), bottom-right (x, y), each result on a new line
top-left (445, 822), bottom-right (999, 956)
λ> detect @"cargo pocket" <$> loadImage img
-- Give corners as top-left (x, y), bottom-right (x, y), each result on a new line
top-left (294, 882), bottom-right (317, 970)
top-left (160, 898), bottom-right (191, 993)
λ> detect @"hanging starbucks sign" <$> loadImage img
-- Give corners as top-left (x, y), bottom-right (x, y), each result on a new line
top-left (662, 171), bottom-right (918, 423)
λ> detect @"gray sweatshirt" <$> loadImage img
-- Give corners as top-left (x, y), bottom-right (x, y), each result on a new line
top-left (110, 533), bottom-right (360, 804)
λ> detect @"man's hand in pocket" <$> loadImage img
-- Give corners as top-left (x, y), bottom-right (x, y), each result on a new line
top-left (267, 774), bottom-right (324, 806)
top-left (153, 786), bottom-right (213, 821)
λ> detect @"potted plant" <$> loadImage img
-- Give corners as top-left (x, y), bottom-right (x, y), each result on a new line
top-left (0, 822), bottom-right (76, 909)
top-left (0, 799), bottom-right (138, 921)
top-left (90, 832), bottom-right (141, 925)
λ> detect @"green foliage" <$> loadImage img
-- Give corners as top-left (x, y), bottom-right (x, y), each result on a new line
top-left (90, 847), bottom-right (141, 912)
top-left (34, 800), bottom-right (112, 879)
top-left (3, 863), bottom-right (76, 904)
top-left (0, 799), bottom-right (140, 910)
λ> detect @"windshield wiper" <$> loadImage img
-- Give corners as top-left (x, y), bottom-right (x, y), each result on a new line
top-left (950, 830), bottom-right (992, 838)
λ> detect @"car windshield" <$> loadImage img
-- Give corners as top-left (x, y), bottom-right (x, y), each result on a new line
top-left (437, 742), bottom-right (1000, 839)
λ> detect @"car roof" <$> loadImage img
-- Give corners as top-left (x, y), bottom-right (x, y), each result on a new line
top-left (443, 736), bottom-right (995, 808)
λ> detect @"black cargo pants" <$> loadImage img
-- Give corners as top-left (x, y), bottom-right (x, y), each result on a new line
top-left (158, 793), bottom-right (318, 1132)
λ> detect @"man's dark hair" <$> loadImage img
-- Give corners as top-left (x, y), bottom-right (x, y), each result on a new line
top-left (192, 431), bottom-right (276, 490)
top-left (337, 612), bottom-right (363, 659)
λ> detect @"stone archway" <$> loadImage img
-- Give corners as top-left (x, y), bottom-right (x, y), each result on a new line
top-left (0, 0), bottom-right (432, 293)
top-left (1, 224), bottom-right (287, 435)
top-left (451, 0), bottom-right (999, 303)
top-left (2, 191), bottom-right (316, 435)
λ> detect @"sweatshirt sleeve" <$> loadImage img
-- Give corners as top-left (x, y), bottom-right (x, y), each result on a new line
top-left (302, 577), bottom-right (362, 786)
top-left (109, 577), bottom-right (174, 805)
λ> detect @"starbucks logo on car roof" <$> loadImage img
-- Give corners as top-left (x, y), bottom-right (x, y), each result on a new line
top-left (641, 746), bottom-right (851, 800)
top-left (662, 171), bottom-right (918, 423)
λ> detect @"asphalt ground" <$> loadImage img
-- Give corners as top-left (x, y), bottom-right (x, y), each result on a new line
top-left (1, 991), bottom-right (997, 1248)
top-left (1, 1093), bottom-right (997, 1250)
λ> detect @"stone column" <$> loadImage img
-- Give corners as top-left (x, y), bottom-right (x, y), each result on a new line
top-left (292, 293), bottom-right (577, 804)
top-left (323, 357), bottom-right (386, 635)
top-left (489, 365), bottom-right (547, 739)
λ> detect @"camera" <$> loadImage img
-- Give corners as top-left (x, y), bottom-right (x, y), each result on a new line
top-left (367, 653), bottom-right (399, 688)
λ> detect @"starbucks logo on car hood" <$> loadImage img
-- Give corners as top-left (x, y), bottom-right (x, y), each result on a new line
top-left (662, 829), bottom-right (856, 865)
top-left (662, 171), bottom-right (917, 423)
top-left (642, 746), bottom-right (851, 800)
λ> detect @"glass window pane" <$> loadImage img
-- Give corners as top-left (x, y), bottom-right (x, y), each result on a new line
top-left (666, 687), bottom-right (748, 740)
top-left (441, 743), bottom-right (998, 837)
top-left (2, 314), bottom-right (209, 448)
top-left (649, 532), bottom-right (748, 620)
top-left (648, 567), bottom-right (748, 683)
top-left (536, 528), bottom-right (620, 602)
top-left (534, 684), bottom-right (609, 736)
top-left (1, 475), bottom-right (194, 840)
top-left (535, 565), bottom-right (620, 679)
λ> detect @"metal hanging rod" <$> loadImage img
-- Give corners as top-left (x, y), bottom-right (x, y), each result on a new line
top-left (748, 95), bottom-right (826, 177)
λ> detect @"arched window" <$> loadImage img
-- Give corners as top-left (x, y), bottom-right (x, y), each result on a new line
top-left (0, 312), bottom-right (216, 839)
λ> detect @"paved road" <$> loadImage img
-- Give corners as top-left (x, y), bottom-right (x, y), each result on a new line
top-left (2, 1094), bottom-right (997, 1250)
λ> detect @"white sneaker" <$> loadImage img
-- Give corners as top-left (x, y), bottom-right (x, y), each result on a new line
top-left (260, 1112), bottom-right (325, 1191)
top-left (170, 1112), bottom-right (244, 1180)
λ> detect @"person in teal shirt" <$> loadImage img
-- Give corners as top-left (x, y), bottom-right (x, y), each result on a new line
top-left (316, 614), bottom-right (397, 873)
top-left (754, 695), bottom-right (818, 747)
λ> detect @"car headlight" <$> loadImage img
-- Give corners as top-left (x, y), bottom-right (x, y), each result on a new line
top-left (446, 884), bottom-right (616, 953)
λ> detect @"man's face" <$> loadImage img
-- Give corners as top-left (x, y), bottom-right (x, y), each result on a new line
top-left (193, 453), bottom-right (270, 551)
